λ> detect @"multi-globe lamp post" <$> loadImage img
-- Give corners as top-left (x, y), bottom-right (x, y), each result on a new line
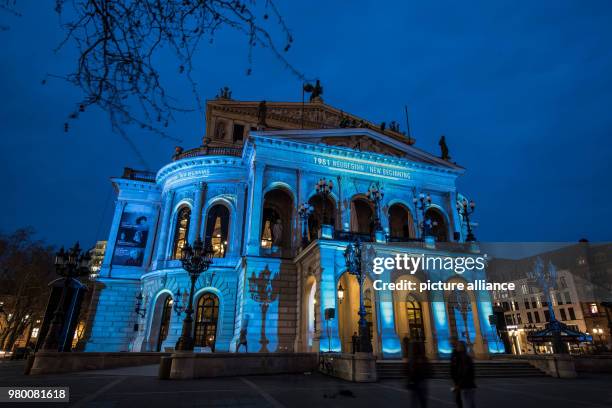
top-left (365, 182), bottom-right (384, 234)
top-left (315, 178), bottom-right (334, 225)
top-left (42, 243), bottom-right (91, 351)
top-left (413, 193), bottom-right (432, 238)
top-left (456, 198), bottom-right (477, 242)
top-left (343, 239), bottom-right (372, 353)
top-left (175, 236), bottom-right (215, 352)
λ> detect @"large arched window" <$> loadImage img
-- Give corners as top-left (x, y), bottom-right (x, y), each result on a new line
top-left (261, 188), bottom-right (294, 250)
top-left (350, 197), bottom-right (374, 235)
top-left (388, 203), bottom-right (415, 239)
top-left (172, 206), bottom-right (191, 259)
top-left (156, 296), bottom-right (173, 352)
top-left (406, 295), bottom-right (424, 340)
top-left (194, 293), bottom-right (219, 351)
top-left (424, 208), bottom-right (448, 242)
top-left (307, 194), bottom-right (336, 241)
top-left (205, 204), bottom-right (230, 258)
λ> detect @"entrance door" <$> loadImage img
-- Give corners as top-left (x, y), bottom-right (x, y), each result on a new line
top-left (194, 293), bottom-right (219, 351)
top-left (156, 296), bottom-right (173, 352)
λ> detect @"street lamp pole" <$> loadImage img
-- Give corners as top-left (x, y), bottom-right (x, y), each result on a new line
top-left (366, 182), bottom-right (384, 234)
top-left (413, 193), bottom-right (432, 239)
top-left (456, 198), bottom-right (477, 242)
top-left (298, 203), bottom-right (313, 248)
top-left (315, 178), bottom-right (333, 225)
top-left (175, 236), bottom-right (214, 352)
top-left (41, 243), bottom-right (91, 351)
top-left (343, 239), bottom-right (372, 353)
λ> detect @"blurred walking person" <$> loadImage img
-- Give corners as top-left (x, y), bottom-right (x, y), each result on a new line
top-left (407, 340), bottom-right (430, 408)
top-left (450, 340), bottom-right (476, 408)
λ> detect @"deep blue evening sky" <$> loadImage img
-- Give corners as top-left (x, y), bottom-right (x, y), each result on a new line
top-left (1, 1), bottom-right (611, 249)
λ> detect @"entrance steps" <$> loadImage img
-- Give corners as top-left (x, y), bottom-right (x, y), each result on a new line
top-left (376, 359), bottom-right (548, 379)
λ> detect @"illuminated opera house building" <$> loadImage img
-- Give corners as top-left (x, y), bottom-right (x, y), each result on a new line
top-left (84, 90), bottom-right (503, 359)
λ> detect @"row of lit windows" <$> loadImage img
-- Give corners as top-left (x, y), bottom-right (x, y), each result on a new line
top-left (505, 307), bottom-right (577, 325)
top-left (171, 204), bottom-right (230, 259)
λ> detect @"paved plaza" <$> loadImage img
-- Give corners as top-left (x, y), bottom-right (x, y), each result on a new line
top-left (0, 361), bottom-right (611, 407)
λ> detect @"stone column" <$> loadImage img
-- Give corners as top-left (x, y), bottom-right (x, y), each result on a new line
top-left (228, 183), bottom-right (246, 256)
top-left (318, 246), bottom-right (342, 352)
top-left (245, 162), bottom-right (265, 256)
top-left (429, 289), bottom-right (451, 357)
top-left (377, 279), bottom-right (402, 359)
top-left (155, 191), bottom-right (175, 263)
top-left (188, 182), bottom-right (205, 244)
top-left (101, 199), bottom-right (127, 277)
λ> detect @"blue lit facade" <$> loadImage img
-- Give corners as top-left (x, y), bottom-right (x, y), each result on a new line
top-left (84, 98), bottom-right (503, 359)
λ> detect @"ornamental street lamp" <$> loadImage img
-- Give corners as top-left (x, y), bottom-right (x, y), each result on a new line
top-left (456, 198), bottom-right (477, 242)
top-left (298, 202), bottom-right (313, 247)
top-left (343, 239), bottom-right (373, 353)
top-left (413, 193), bottom-right (432, 238)
top-left (315, 178), bottom-right (333, 225)
top-left (41, 242), bottom-right (91, 351)
top-left (337, 283), bottom-right (345, 304)
top-left (365, 182), bottom-right (384, 233)
top-left (175, 236), bottom-right (214, 351)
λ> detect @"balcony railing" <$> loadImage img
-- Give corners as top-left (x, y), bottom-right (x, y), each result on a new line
top-left (173, 145), bottom-right (243, 161)
top-left (121, 167), bottom-right (156, 183)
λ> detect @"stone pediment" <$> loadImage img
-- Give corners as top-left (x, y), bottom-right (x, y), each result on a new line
top-left (205, 99), bottom-right (415, 146)
top-left (253, 129), bottom-right (463, 170)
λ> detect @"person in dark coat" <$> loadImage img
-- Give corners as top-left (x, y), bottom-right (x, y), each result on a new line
top-left (450, 341), bottom-right (476, 408)
top-left (407, 340), bottom-right (431, 408)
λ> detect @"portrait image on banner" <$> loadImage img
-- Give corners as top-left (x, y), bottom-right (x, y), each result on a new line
top-left (111, 206), bottom-right (152, 266)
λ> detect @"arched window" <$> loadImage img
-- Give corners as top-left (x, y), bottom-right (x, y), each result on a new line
top-left (194, 293), bottom-right (219, 351)
top-left (205, 204), bottom-right (230, 258)
top-left (156, 296), bottom-right (173, 352)
top-left (307, 194), bottom-right (336, 241)
top-left (424, 208), bottom-right (448, 242)
top-left (406, 295), bottom-right (424, 340)
top-left (350, 198), bottom-right (374, 235)
top-left (172, 206), bottom-right (191, 259)
top-left (261, 188), bottom-right (294, 250)
top-left (388, 204), bottom-right (415, 239)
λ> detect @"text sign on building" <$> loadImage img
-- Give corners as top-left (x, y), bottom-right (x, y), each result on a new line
top-left (312, 155), bottom-right (411, 180)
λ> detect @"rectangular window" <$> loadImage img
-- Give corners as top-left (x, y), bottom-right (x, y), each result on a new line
top-left (514, 301), bottom-right (520, 310)
top-left (505, 315), bottom-right (514, 325)
top-left (233, 123), bottom-right (245, 142)
top-left (568, 307), bottom-right (576, 320)
top-left (559, 276), bottom-right (567, 288)
top-left (527, 312), bottom-right (533, 323)
top-left (564, 291), bottom-right (572, 304)
top-left (590, 303), bottom-right (599, 315)
top-left (534, 311), bottom-right (541, 323)
top-left (502, 302), bottom-right (510, 312)
top-left (531, 297), bottom-right (537, 309)
top-left (560, 308), bottom-right (567, 321)
top-left (544, 310), bottom-right (550, 322)
top-left (524, 300), bottom-right (530, 310)
top-left (556, 292), bottom-right (563, 305)
top-left (516, 313), bottom-right (522, 324)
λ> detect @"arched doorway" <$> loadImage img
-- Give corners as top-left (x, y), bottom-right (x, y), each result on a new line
top-left (350, 197), bottom-right (374, 235)
top-left (388, 203), bottom-right (415, 239)
top-left (261, 188), bottom-right (294, 250)
top-left (445, 287), bottom-right (477, 354)
top-left (425, 208), bottom-right (448, 242)
top-left (337, 273), bottom-right (379, 354)
top-left (148, 292), bottom-right (173, 352)
top-left (205, 204), bottom-right (230, 258)
top-left (307, 194), bottom-right (336, 241)
top-left (156, 296), bottom-right (173, 351)
top-left (194, 292), bottom-right (220, 351)
top-left (406, 295), bottom-right (425, 340)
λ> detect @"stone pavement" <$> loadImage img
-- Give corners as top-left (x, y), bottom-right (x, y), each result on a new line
top-left (0, 361), bottom-right (611, 407)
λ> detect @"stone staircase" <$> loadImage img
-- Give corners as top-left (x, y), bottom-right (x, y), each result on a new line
top-left (377, 359), bottom-right (548, 379)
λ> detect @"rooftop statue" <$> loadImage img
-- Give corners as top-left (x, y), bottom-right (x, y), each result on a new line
top-left (303, 79), bottom-right (323, 103)
top-left (439, 135), bottom-right (450, 161)
top-left (216, 86), bottom-right (233, 100)
top-left (257, 100), bottom-right (268, 128)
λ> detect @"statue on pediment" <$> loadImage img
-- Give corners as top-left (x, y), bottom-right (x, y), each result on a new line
top-left (439, 135), bottom-right (450, 161)
top-left (216, 86), bottom-right (232, 100)
top-left (303, 79), bottom-right (323, 103)
top-left (257, 100), bottom-right (267, 128)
